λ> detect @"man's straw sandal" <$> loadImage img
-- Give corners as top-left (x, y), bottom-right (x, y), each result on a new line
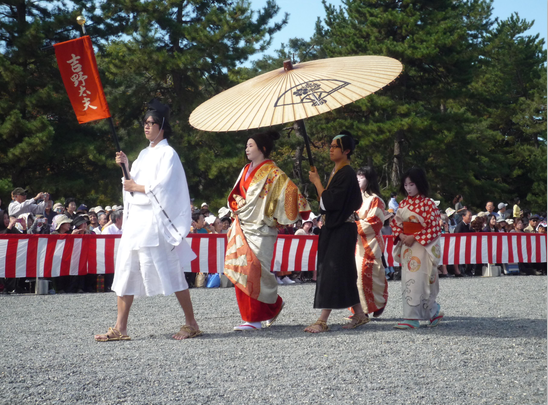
top-left (94, 327), bottom-right (131, 342)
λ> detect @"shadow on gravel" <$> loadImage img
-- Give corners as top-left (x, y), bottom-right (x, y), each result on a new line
top-left (143, 316), bottom-right (547, 341)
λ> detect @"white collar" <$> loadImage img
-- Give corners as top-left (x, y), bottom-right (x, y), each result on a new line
top-left (149, 138), bottom-right (168, 149)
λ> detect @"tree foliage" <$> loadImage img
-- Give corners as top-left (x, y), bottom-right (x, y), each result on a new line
top-left (0, 0), bottom-right (545, 215)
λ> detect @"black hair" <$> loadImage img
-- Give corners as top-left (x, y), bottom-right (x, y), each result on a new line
top-left (356, 166), bottom-right (381, 196)
top-left (144, 99), bottom-right (172, 140)
top-left (192, 210), bottom-right (204, 222)
top-left (399, 167), bottom-right (429, 197)
top-left (390, 192), bottom-right (397, 198)
top-left (514, 197), bottom-right (520, 204)
top-left (248, 130), bottom-right (280, 158)
top-left (452, 194), bottom-right (462, 205)
top-left (333, 130), bottom-right (356, 159)
top-left (65, 198), bottom-right (76, 209)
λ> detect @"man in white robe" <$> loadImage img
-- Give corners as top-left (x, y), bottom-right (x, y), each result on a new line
top-left (95, 99), bottom-right (201, 341)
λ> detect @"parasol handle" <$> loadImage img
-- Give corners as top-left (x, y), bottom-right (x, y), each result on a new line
top-left (295, 119), bottom-right (315, 168)
top-left (294, 119), bottom-right (320, 200)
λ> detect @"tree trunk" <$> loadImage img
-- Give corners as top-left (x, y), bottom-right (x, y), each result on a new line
top-left (391, 131), bottom-right (403, 187)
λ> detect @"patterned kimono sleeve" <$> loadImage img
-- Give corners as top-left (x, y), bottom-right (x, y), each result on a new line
top-left (265, 172), bottom-right (311, 226)
top-left (357, 196), bottom-right (385, 237)
top-left (390, 199), bottom-right (406, 239)
top-left (416, 198), bottom-right (441, 246)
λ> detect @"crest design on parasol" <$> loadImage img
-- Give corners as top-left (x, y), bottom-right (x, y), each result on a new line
top-left (275, 79), bottom-right (350, 107)
top-left (189, 55), bottom-right (403, 133)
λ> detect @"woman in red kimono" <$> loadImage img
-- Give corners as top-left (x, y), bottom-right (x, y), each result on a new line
top-left (390, 168), bottom-right (443, 329)
top-left (225, 131), bottom-right (310, 331)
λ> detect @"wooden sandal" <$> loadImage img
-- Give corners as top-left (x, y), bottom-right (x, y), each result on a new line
top-left (173, 325), bottom-right (203, 340)
top-left (304, 319), bottom-right (329, 333)
top-left (342, 314), bottom-right (370, 330)
top-left (94, 327), bottom-right (131, 342)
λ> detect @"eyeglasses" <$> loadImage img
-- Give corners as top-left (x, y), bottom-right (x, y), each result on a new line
top-left (143, 120), bottom-right (157, 127)
top-left (329, 144), bottom-right (340, 149)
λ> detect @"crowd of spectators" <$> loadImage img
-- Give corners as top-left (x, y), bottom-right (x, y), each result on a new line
top-left (1, 189), bottom-right (546, 293)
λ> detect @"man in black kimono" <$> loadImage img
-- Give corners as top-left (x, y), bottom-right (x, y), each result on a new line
top-left (305, 131), bottom-right (369, 333)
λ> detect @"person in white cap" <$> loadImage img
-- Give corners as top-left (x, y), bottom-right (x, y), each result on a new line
top-left (94, 99), bottom-right (201, 342)
top-left (497, 202), bottom-right (509, 219)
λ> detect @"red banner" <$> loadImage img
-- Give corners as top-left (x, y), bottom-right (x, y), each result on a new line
top-left (54, 36), bottom-right (111, 124)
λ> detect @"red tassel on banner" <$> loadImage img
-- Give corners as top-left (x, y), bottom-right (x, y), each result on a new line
top-left (54, 36), bottom-right (111, 124)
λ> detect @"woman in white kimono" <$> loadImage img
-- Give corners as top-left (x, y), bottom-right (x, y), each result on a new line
top-left (225, 131), bottom-right (310, 331)
top-left (353, 166), bottom-right (388, 319)
top-left (390, 168), bottom-right (444, 329)
top-left (95, 99), bottom-right (201, 341)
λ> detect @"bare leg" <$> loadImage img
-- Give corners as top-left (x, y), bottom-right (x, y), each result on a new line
top-left (172, 289), bottom-right (200, 340)
top-left (94, 295), bottom-right (133, 340)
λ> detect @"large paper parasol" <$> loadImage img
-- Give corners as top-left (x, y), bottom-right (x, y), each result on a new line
top-left (189, 55), bottom-right (402, 169)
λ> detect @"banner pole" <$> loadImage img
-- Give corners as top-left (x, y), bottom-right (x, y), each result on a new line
top-left (76, 16), bottom-right (131, 185)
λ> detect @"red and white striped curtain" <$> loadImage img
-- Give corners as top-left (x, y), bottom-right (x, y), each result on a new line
top-left (0, 233), bottom-right (546, 277)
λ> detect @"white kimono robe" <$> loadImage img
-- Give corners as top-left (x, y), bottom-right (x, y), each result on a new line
top-left (112, 139), bottom-right (196, 297)
top-left (390, 195), bottom-right (442, 320)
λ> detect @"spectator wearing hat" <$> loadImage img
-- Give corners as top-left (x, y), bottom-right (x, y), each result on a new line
top-left (208, 217), bottom-right (223, 234)
top-left (445, 208), bottom-right (457, 231)
top-left (496, 217), bottom-right (507, 232)
top-left (295, 219), bottom-right (314, 236)
top-left (497, 203), bottom-right (509, 220)
top-left (72, 215), bottom-right (92, 235)
top-left (537, 221), bottom-right (547, 234)
top-left (200, 202), bottom-right (212, 218)
top-left (53, 202), bottom-right (64, 215)
top-left (102, 209), bottom-right (123, 235)
top-left (504, 219), bottom-right (514, 232)
top-left (77, 204), bottom-right (88, 214)
top-left (388, 192), bottom-right (399, 212)
top-left (51, 215), bottom-right (73, 235)
top-left (524, 215), bottom-right (540, 233)
top-left (8, 187), bottom-right (49, 217)
top-left (64, 198), bottom-right (77, 219)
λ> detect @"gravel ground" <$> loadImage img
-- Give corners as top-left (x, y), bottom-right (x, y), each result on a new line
top-left (0, 275), bottom-right (546, 405)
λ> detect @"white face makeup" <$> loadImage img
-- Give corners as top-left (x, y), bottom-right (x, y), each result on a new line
top-left (404, 177), bottom-right (419, 197)
top-left (357, 174), bottom-right (368, 192)
top-left (246, 139), bottom-right (264, 163)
